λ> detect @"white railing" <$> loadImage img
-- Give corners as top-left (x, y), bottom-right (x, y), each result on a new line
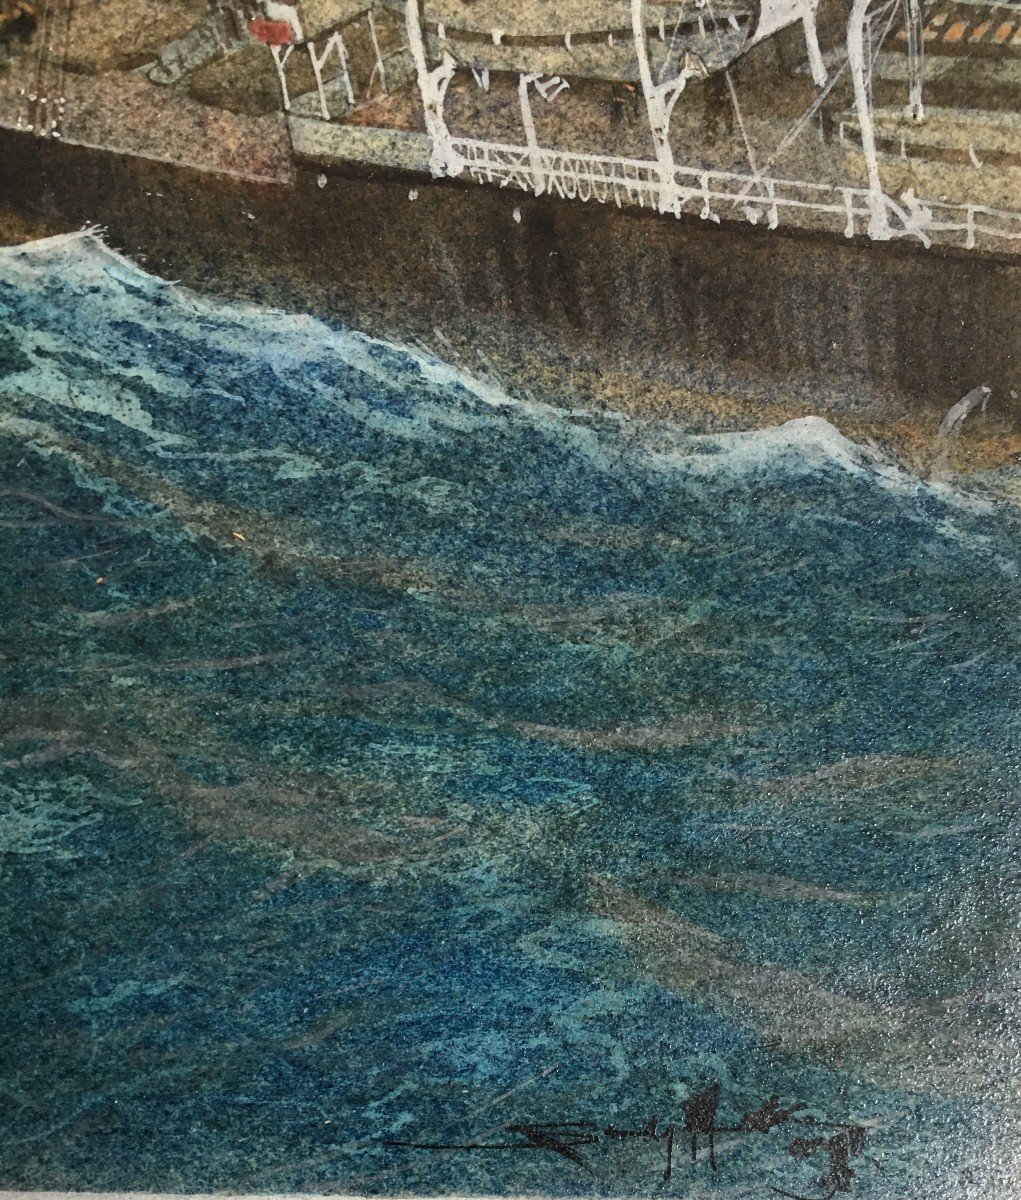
top-left (455, 139), bottom-right (663, 210)
top-left (451, 136), bottom-right (1021, 252)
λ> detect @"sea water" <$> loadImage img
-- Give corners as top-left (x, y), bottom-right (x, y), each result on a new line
top-left (1, 233), bottom-right (1019, 1198)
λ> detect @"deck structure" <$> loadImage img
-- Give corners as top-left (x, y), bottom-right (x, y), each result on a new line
top-left (255, 0), bottom-right (1021, 252)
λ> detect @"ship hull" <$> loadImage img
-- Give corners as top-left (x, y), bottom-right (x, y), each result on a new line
top-left (1, 126), bottom-right (1017, 450)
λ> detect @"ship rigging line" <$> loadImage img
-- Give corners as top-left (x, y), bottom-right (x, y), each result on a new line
top-left (700, 0), bottom-right (764, 187)
top-left (731, 54), bottom-right (852, 202)
top-left (729, 0), bottom-right (903, 206)
top-left (658, 0), bottom-right (691, 83)
top-left (724, 66), bottom-right (761, 179)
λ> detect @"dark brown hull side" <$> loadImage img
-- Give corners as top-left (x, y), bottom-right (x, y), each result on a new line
top-left (1, 127), bottom-right (1018, 441)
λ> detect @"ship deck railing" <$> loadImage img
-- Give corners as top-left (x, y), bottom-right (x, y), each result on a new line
top-left (450, 135), bottom-right (1021, 251)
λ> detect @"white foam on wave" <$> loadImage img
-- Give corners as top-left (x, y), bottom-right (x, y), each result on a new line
top-left (0, 231), bottom-right (998, 518)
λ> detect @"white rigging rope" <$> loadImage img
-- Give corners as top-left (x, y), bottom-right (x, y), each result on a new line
top-left (730, 0), bottom-right (902, 205)
top-left (657, 0), bottom-right (691, 83)
top-left (700, 0), bottom-right (763, 188)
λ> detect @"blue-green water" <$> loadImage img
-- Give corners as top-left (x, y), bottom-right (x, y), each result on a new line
top-left (1, 233), bottom-right (1019, 1198)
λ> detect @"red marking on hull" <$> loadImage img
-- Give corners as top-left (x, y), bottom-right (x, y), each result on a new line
top-left (249, 18), bottom-right (293, 46)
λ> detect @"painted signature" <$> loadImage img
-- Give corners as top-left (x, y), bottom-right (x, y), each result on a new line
top-left (384, 1084), bottom-right (868, 1200)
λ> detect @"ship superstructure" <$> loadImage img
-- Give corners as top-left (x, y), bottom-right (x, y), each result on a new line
top-left (2, 0), bottom-right (1019, 252)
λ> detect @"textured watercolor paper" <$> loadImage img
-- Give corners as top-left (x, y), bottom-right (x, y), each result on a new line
top-left (1, 3), bottom-right (1019, 1199)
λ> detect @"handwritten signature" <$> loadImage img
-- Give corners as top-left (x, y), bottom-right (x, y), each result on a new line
top-left (384, 1084), bottom-right (868, 1200)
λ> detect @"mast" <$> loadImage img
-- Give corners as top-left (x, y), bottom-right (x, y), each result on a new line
top-left (847, 0), bottom-right (890, 237)
top-left (631, 0), bottom-right (707, 214)
top-left (902, 0), bottom-right (924, 121)
top-left (405, 0), bottom-right (461, 177)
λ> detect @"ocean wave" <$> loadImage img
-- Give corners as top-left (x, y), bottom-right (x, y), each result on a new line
top-left (0, 231), bottom-right (998, 517)
top-left (3, 231), bottom-right (1021, 1197)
